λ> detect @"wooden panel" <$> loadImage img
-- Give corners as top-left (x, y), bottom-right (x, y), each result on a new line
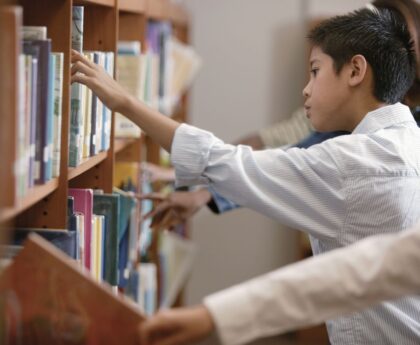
top-left (73, 0), bottom-right (114, 7)
top-left (118, 11), bottom-right (146, 42)
top-left (2, 179), bottom-right (59, 224)
top-left (0, 5), bottom-right (20, 212)
top-left (83, 2), bottom-right (117, 51)
top-left (168, 1), bottom-right (188, 27)
top-left (115, 137), bottom-right (142, 161)
top-left (146, 0), bottom-right (166, 20)
top-left (68, 151), bottom-right (108, 180)
top-left (119, 0), bottom-right (146, 14)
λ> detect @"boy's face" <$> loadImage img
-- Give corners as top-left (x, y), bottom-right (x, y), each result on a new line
top-left (303, 46), bottom-right (352, 132)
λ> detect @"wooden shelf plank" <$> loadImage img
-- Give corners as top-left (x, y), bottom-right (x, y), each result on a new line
top-left (114, 137), bottom-right (142, 153)
top-left (73, 0), bottom-right (115, 8)
top-left (168, 2), bottom-right (189, 27)
top-left (0, 178), bottom-right (59, 224)
top-left (147, 0), bottom-right (166, 20)
top-left (68, 151), bottom-right (108, 180)
top-left (119, 0), bottom-right (147, 14)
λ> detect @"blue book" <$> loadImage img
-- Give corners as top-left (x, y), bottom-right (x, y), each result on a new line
top-left (13, 228), bottom-right (77, 259)
top-left (44, 53), bottom-right (56, 181)
top-left (90, 52), bottom-right (99, 156)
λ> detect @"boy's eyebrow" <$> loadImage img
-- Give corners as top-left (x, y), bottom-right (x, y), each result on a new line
top-left (310, 59), bottom-right (320, 67)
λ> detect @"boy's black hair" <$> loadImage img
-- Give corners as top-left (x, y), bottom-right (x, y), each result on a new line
top-left (309, 7), bottom-right (416, 104)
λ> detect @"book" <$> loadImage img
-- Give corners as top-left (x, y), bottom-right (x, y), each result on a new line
top-left (13, 228), bottom-right (78, 260)
top-left (68, 188), bottom-right (94, 270)
top-left (93, 193), bottom-right (120, 287)
top-left (159, 231), bottom-right (197, 309)
top-left (22, 39), bottom-right (52, 184)
top-left (28, 55), bottom-right (38, 188)
top-left (0, 234), bottom-right (144, 344)
top-left (22, 26), bottom-right (47, 40)
top-left (43, 52), bottom-right (56, 181)
top-left (52, 52), bottom-right (64, 178)
top-left (69, 6), bottom-right (84, 167)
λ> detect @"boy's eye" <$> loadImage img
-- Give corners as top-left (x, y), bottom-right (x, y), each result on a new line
top-left (311, 68), bottom-right (319, 77)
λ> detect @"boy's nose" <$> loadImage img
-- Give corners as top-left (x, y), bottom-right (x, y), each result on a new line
top-left (302, 84), bottom-right (310, 98)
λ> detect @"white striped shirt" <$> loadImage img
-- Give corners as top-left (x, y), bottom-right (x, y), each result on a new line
top-left (171, 102), bottom-right (420, 345)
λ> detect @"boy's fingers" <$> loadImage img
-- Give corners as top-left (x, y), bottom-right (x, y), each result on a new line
top-left (71, 61), bottom-right (95, 77)
top-left (142, 202), bottom-right (170, 221)
top-left (138, 193), bottom-right (166, 201)
top-left (71, 73), bottom-right (91, 86)
top-left (71, 49), bottom-right (97, 69)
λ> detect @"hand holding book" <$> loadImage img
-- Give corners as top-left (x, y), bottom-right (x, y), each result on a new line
top-left (71, 50), bottom-right (179, 152)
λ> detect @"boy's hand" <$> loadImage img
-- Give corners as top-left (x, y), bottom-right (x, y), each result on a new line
top-left (141, 189), bottom-right (212, 230)
top-left (71, 50), bottom-right (131, 113)
top-left (141, 162), bottom-right (176, 183)
top-left (139, 305), bottom-right (215, 345)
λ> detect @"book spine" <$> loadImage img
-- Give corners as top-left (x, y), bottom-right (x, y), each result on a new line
top-left (69, 6), bottom-right (84, 167)
top-left (28, 57), bottom-right (38, 188)
top-left (90, 52), bottom-right (99, 156)
top-left (52, 53), bottom-right (64, 178)
top-left (44, 53), bottom-right (56, 181)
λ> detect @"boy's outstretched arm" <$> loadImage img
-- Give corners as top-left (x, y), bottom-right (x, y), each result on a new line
top-left (71, 50), bottom-right (179, 152)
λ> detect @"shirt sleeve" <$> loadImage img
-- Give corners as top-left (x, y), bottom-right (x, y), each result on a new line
top-left (203, 225), bottom-right (420, 345)
top-left (258, 107), bottom-right (313, 148)
top-left (207, 186), bottom-right (241, 214)
top-left (171, 123), bottom-right (345, 241)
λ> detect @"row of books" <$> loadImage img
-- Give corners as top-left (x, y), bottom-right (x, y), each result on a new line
top-left (18, 26), bottom-right (64, 196)
top-left (115, 20), bottom-right (201, 138)
top-left (70, 6), bottom-right (114, 167)
top-left (114, 161), bottom-right (197, 310)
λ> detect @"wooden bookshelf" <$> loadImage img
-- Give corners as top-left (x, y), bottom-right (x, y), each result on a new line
top-left (119, 0), bottom-right (146, 13)
top-left (1, 0), bottom-right (191, 310)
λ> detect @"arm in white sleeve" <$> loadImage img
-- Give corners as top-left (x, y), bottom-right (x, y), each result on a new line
top-left (171, 124), bottom-right (345, 241)
top-left (204, 225), bottom-right (420, 345)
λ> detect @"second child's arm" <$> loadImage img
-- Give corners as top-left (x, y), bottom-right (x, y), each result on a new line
top-left (71, 50), bottom-right (179, 152)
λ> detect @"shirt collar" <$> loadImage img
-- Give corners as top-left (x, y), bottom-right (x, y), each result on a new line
top-left (352, 102), bottom-right (416, 135)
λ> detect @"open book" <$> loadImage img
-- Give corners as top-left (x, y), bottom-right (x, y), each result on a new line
top-left (0, 234), bottom-right (144, 344)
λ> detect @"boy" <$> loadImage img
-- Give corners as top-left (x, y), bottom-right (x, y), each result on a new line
top-left (72, 7), bottom-right (418, 345)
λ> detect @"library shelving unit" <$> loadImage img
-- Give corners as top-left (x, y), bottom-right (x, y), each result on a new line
top-left (0, 0), bottom-right (190, 224)
top-left (0, 0), bottom-right (190, 305)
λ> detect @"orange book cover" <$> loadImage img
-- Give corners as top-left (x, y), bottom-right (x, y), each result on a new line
top-left (0, 234), bottom-right (144, 344)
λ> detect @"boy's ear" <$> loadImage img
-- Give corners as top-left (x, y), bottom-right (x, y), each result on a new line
top-left (348, 54), bottom-right (368, 87)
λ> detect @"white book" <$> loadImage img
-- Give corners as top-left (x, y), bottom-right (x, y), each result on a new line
top-left (159, 231), bottom-right (197, 309)
top-left (22, 26), bottom-right (47, 40)
top-left (52, 52), bottom-right (64, 177)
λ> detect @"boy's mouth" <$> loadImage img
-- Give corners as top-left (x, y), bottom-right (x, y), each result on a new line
top-left (304, 105), bottom-right (311, 117)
